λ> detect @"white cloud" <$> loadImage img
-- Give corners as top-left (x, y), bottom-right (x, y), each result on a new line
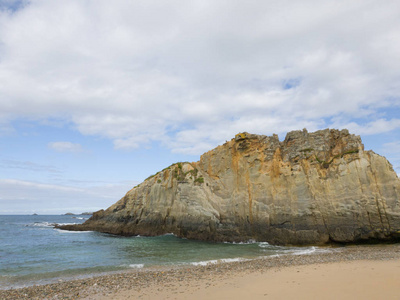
top-left (0, 178), bottom-right (138, 214)
top-left (1, 178), bottom-right (82, 192)
top-left (0, 1), bottom-right (400, 154)
top-left (48, 141), bottom-right (84, 153)
top-left (333, 119), bottom-right (400, 136)
top-left (0, 159), bottom-right (61, 173)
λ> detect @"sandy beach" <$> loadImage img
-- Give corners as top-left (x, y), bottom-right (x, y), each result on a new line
top-left (102, 259), bottom-right (400, 300)
top-left (2, 244), bottom-right (400, 300)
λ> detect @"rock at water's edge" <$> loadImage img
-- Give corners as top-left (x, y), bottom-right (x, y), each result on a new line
top-left (58, 129), bottom-right (400, 245)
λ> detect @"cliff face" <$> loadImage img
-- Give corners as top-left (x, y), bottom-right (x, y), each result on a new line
top-left (60, 129), bottom-right (400, 245)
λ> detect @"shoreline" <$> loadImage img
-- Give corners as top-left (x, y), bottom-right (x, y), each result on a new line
top-left (2, 244), bottom-right (400, 299)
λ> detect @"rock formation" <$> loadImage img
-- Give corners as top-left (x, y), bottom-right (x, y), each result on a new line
top-left (58, 129), bottom-right (400, 245)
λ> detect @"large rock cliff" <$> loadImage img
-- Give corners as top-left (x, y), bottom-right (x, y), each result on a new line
top-left (59, 129), bottom-right (400, 245)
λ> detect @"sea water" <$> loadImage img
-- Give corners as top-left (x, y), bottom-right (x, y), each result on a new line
top-left (0, 215), bottom-right (324, 289)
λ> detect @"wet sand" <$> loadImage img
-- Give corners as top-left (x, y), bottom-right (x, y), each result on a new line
top-left (2, 244), bottom-right (400, 300)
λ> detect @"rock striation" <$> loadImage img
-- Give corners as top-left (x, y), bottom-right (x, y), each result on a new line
top-left (58, 129), bottom-right (400, 245)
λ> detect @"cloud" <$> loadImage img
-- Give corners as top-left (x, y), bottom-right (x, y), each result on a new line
top-left (0, 178), bottom-right (82, 192)
top-left (333, 119), bottom-right (400, 136)
top-left (0, 159), bottom-right (61, 173)
top-left (0, 1), bottom-right (400, 154)
top-left (0, 178), bottom-right (138, 214)
top-left (48, 141), bottom-right (84, 153)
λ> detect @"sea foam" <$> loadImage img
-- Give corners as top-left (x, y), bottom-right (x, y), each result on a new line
top-left (191, 257), bottom-right (248, 266)
top-left (129, 264), bottom-right (144, 269)
top-left (54, 229), bottom-right (93, 234)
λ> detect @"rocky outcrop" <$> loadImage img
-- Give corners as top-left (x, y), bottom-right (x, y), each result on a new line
top-left (58, 129), bottom-right (400, 245)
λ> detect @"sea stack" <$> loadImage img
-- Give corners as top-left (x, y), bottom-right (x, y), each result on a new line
top-left (58, 129), bottom-right (400, 245)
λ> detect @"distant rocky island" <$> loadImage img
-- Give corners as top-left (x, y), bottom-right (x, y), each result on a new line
top-left (58, 129), bottom-right (400, 245)
top-left (63, 212), bottom-right (93, 216)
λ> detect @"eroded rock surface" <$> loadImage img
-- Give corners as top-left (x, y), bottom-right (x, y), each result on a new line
top-left (59, 129), bottom-right (400, 245)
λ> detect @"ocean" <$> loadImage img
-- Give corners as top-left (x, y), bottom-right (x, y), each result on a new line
top-left (0, 215), bottom-right (324, 289)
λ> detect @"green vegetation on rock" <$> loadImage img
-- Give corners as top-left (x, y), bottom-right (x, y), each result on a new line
top-left (314, 149), bottom-right (359, 168)
top-left (194, 177), bottom-right (204, 184)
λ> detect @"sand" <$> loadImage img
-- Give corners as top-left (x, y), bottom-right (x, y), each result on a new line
top-left (2, 244), bottom-right (400, 300)
top-left (101, 259), bottom-right (400, 300)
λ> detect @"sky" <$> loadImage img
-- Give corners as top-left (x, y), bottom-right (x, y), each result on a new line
top-left (0, 0), bottom-right (400, 214)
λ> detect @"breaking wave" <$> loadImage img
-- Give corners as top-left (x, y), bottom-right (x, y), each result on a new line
top-left (191, 257), bottom-right (249, 266)
top-left (129, 264), bottom-right (144, 269)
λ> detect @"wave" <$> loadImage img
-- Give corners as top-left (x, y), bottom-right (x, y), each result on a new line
top-left (30, 222), bottom-right (82, 228)
top-left (31, 222), bottom-right (57, 228)
top-left (290, 246), bottom-right (335, 255)
top-left (191, 257), bottom-right (249, 266)
top-left (54, 229), bottom-right (93, 234)
top-left (223, 239), bottom-right (258, 245)
top-left (290, 246), bottom-right (317, 255)
top-left (268, 246), bottom-right (333, 257)
top-left (55, 222), bottom-right (80, 226)
top-left (129, 264), bottom-right (144, 269)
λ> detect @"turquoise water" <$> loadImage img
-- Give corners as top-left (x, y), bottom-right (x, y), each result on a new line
top-left (0, 215), bottom-right (321, 289)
